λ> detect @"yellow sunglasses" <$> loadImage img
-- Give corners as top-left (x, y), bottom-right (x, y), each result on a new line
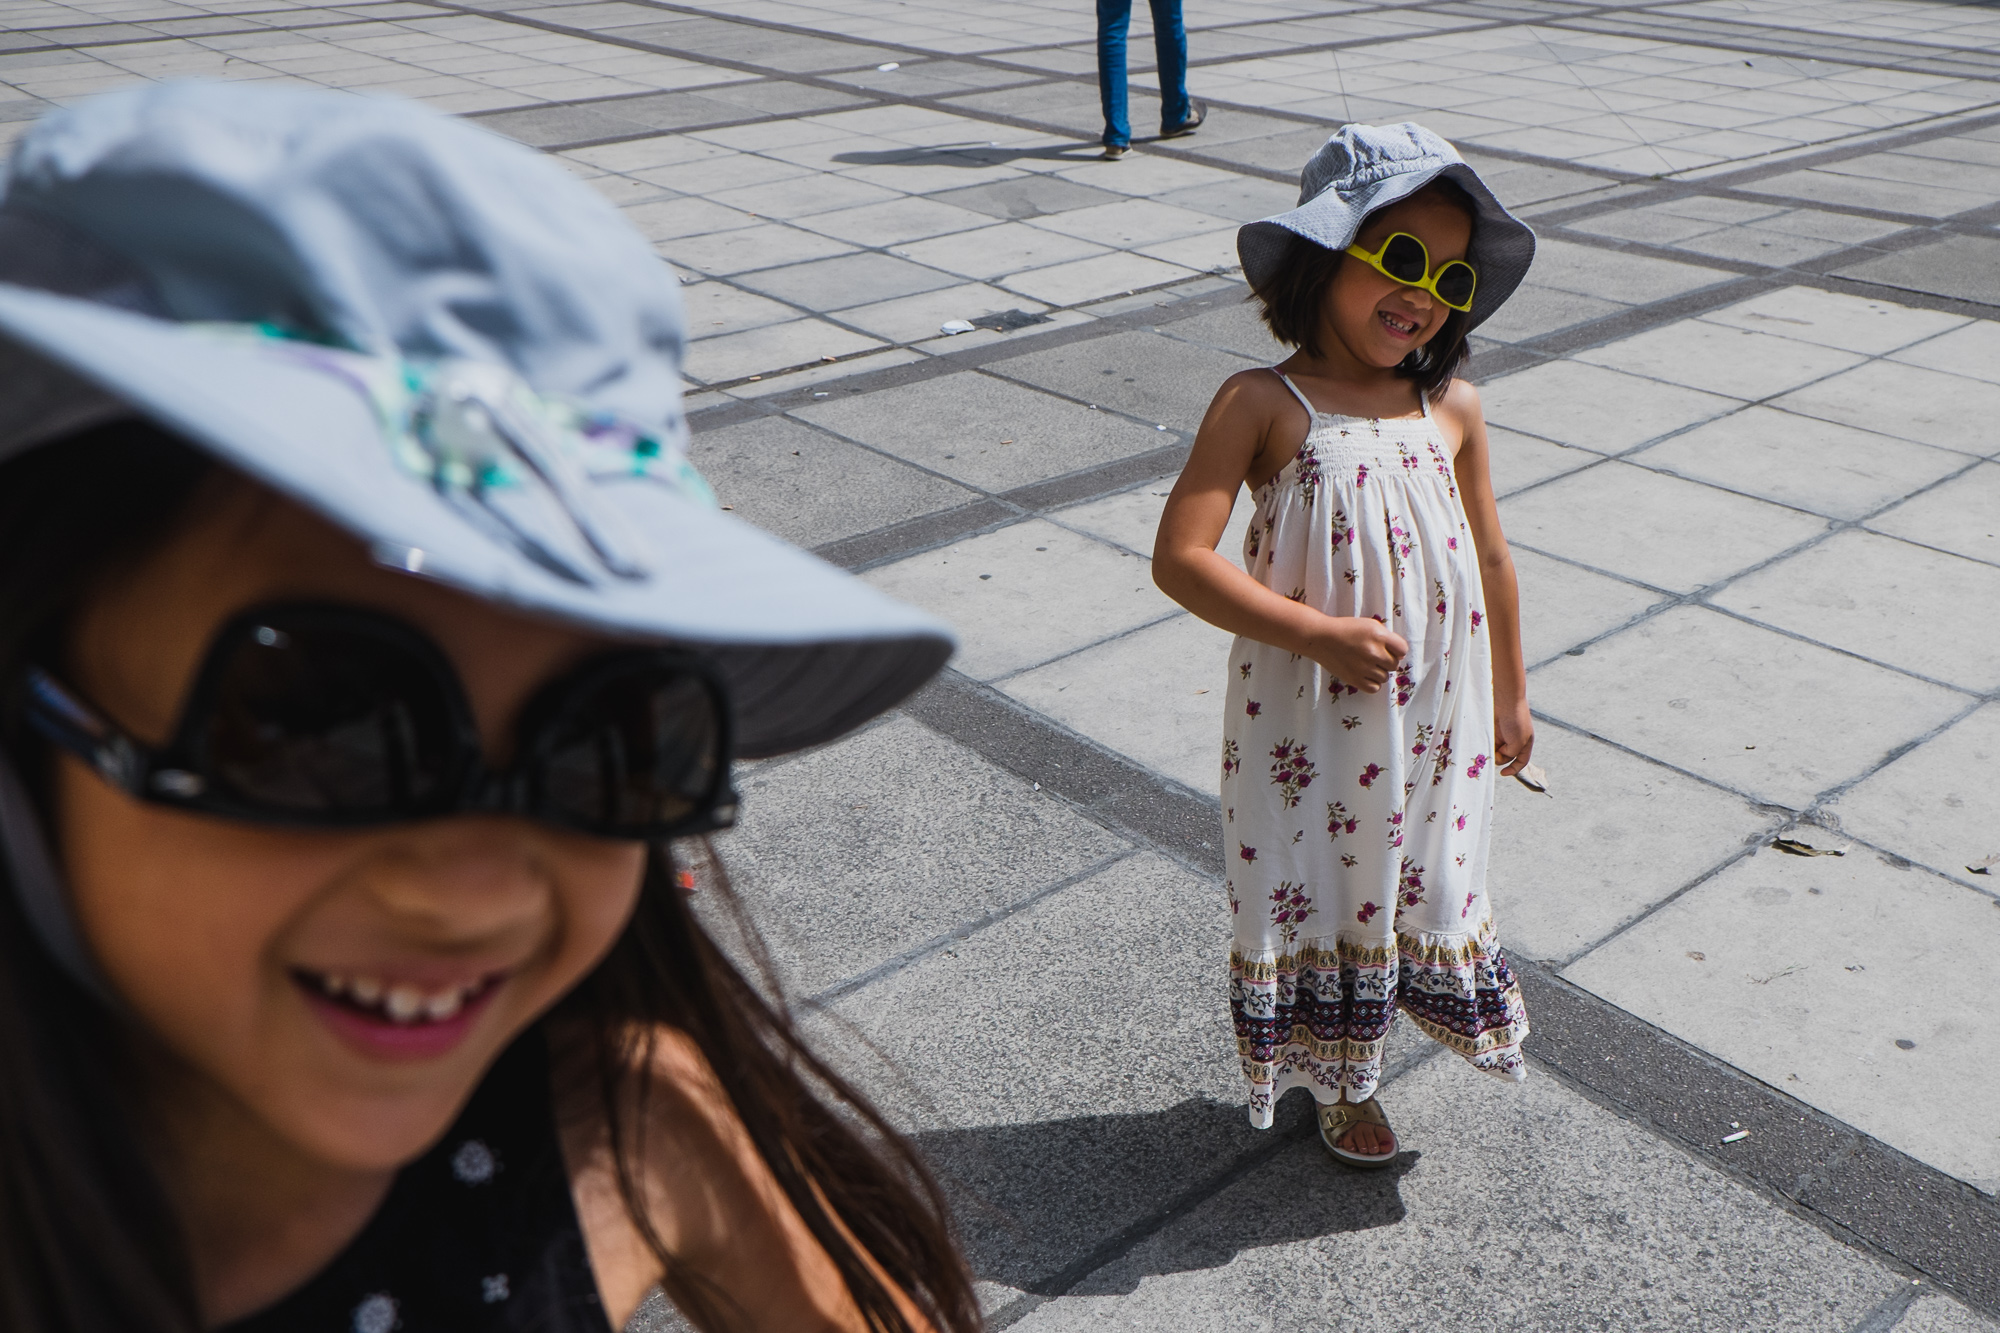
top-left (1344, 232), bottom-right (1478, 312)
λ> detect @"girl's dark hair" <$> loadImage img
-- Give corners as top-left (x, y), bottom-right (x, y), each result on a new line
top-left (0, 420), bottom-right (980, 1333)
top-left (1251, 178), bottom-right (1477, 402)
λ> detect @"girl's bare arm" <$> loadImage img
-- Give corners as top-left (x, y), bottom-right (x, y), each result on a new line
top-left (1435, 378), bottom-right (1534, 775)
top-left (1153, 370), bottom-right (1407, 692)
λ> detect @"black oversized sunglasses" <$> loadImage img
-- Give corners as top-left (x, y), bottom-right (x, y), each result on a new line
top-left (21, 603), bottom-right (737, 840)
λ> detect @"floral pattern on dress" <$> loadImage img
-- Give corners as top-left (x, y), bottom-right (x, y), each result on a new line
top-left (1221, 372), bottom-right (1527, 1130)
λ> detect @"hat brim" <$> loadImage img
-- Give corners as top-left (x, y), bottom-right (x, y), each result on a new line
top-left (1237, 160), bottom-right (1535, 337)
top-left (0, 283), bottom-right (954, 759)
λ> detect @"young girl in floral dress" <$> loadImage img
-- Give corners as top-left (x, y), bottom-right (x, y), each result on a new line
top-left (1153, 123), bottom-right (1537, 1167)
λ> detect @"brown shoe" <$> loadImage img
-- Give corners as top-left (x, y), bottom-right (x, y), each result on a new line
top-left (1101, 144), bottom-right (1128, 160)
top-left (1160, 99), bottom-right (1207, 139)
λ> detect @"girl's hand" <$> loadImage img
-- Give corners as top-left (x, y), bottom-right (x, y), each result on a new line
top-left (1306, 616), bottom-right (1408, 693)
top-left (1495, 697), bottom-right (1534, 776)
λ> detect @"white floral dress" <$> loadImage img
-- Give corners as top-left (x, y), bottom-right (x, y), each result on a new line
top-left (1222, 370), bottom-right (1528, 1129)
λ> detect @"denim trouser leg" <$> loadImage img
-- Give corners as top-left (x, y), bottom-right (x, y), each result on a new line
top-left (1148, 0), bottom-right (1189, 129)
top-left (1096, 0), bottom-right (1132, 147)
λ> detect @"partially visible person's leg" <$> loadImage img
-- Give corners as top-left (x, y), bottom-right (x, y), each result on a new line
top-left (1096, 0), bottom-right (1133, 149)
top-left (1147, 0), bottom-right (1190, 130)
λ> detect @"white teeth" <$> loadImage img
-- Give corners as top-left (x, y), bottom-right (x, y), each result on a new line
top-left (385, 986), bottom-right (424, 1022)
top-left (309, 971), bottom-right (486, 1024)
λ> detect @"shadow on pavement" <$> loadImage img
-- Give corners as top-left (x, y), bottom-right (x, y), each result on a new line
top-left (911, 1094), bottom-right (1414, 1295)
top-left (832, 143), bottom-right (1100, 168)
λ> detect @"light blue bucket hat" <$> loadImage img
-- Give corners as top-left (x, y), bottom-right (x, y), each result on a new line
top-left (0, 81), bottom-right (959, 998)
top-left (0, 81), bottom-right (955, 759)
top-left (1237, 122), bottom-right (1536, 334)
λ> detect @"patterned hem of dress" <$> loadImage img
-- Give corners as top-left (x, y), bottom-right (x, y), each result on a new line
top-left (1231, 919), bottom-right (1530, 1130)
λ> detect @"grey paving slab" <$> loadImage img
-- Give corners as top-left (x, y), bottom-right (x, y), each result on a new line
top-left (1147, 173), bottom-right (1298, 224)
top-left (999, 612), bottom-right (1233, 794)
top-left (715, 715), bottom-right (1135, 998)
top-left (1890, 318), bottom-right (2000, 385)
top-left (1769, 360), bottom-right (2000, 458)
top-left (813, 852), bottom-right (1314, 1297)
top-left (1527, 235), bottom-right (1739, 307)
top-left (1479, 359), bottom-right (1743, 452)
top-left (1826, 701), bottom-right (2000, 889)
top-left (1530, 605), bottom-right (1969, 809)
top-left (1704, 286), bottom-right (1969, 357)
top-left (898, 220), bottom-right (1110, 283)
top-left (789, 193), bottom-right (997, 245)
top-left (1712, 529), bottom-right (2000, 691)
top-left (1473, 280), bottom-right (1628, 343)
top-left (680, 314), bottom-right (884, 382)
top-left (1901, 1293), bottom-right (2000, 1333)
top-left (793, 370), bottom-right (1169, 491)
top-left (984, 327), bottom-right (1259, 431)
top-left (687, 413), bottom-right (975, 548)
top-left (1631, 405), bottom-right (1972, 520)
top-left (834, 281), bottom-right (1053, 343)
top-left (1157, 301), bottom-right (1288, 363)
top-left (1491, 724), bottom-right (1774, 963)
top-left (1510, 544), bottom-right (1668, 664)
top-left (1006, 1051), bottom-right (1902, 1332)
top-left (1565, 844), bottom-right (2000, 1194)
top-left (864, 518), bottom-right (1179, 680)
top-left (1575, 318), bottom-right (1868, 403)
top-left (1744, 165), bottom-right (1994, 218)
top-left (926, 175), bottom-right (1128, 220)
top-left (1484, 425), bottom-right (1599, 504)
top-left (1837, 234), bottom-right (2000, 307)
top-left (1867, 461), bottom-right (2000, 567)
top-left (602, 17), bottom-right (902, 74)
top-left (1500, 460), bottom-right (1829, 593)
top-left (731, 249), bottom-right (959, 309)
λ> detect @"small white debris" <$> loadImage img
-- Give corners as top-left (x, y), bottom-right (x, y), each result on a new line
top-left (1033, 782), bottom-right (1040, 790)
top-left (1721, 1129), bottom-right (1750, 1144)
top-left (877, 61), bottom-right (899, 70)
top-left (939, 319), bottom-right (975, 335)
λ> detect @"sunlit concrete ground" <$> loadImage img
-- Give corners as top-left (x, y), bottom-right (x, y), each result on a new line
top-left (7, 0), bottom-right (2000, 1326)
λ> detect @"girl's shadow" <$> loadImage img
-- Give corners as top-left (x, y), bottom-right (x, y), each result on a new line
top-left (911, 1093), bottom-right (1415, 1296)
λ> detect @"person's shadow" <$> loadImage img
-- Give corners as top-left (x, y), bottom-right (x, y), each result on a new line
top-left (910, 1093), bottom-right (1416, 1296)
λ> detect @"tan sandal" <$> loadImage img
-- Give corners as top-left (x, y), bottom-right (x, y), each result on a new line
top-left (1319, 1097), bottom-right (1398, 1169)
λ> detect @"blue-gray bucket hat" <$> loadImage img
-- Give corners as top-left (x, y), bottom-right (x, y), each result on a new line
top-left (0, 82), bottom-right (955, 758)
top-left (1237, 122), bottom-right (1535, 335)
top-left (0, 81), bottom-right (959, 997)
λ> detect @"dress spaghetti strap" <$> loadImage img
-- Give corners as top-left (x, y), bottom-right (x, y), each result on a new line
top-left (1271, 368), bottom-right (1319, 418)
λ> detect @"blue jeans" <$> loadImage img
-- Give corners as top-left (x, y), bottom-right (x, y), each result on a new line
top-left (1096, 0), bottom-right (1189, 148)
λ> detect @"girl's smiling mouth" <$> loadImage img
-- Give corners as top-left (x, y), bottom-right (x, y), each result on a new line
top-left (1377, 309), bottom-right (1421, 339)
top-left (292, 968), bottom-right (508, 1062)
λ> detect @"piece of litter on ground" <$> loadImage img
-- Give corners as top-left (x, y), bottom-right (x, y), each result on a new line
top-left (1000, 438), bottom-right (1014, 445)
top-left (720, 504), bottom-right (733, 510)
top-left (1896, 1038), bottom-right (1916, 1050)
top-left (1514, 762), bottom-right (1551, 795)
top-left (1721, 1130), bottom-right (1750, 1144)
top-left (820, 354), bottom-right (838, 362)
top-left (1686, 951), bottom-right (1705, 961)
top-left (1032, 782), bottom-right (1040, 790)
top-left (876, 61), bottom-right (899, 70)
top-left (939, 319), bottom-right (975, 335)
top-left (1966, 852), bottom-right (1999, 875)
top-left (1773, 837), bottom-right (1844, 857)
top-left (812, 391), bottom-right (829, 398)
top-left (1194, 688), bottom-right (1208, 695)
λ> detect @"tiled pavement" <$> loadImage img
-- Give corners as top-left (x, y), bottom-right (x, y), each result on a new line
top-left (9, 0), bottom-right (2000, 1327)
